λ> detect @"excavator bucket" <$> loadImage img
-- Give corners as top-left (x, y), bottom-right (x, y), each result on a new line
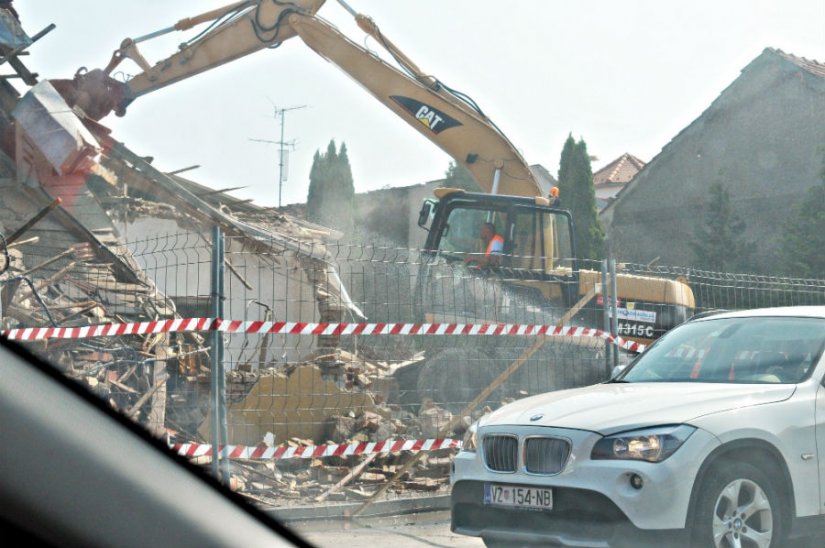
top-left (51, 70), bottom-right (128, 121)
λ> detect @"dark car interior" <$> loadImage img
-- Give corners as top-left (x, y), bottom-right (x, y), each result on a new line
top-left (0, 337), bottom-right (310, 548)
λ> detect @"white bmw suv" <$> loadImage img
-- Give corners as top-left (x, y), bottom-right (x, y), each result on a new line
top-left (451, 307), bottom-right (825, 547)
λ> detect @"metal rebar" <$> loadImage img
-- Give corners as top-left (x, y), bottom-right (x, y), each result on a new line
top-left (335, 0), bottom-right (359, 17)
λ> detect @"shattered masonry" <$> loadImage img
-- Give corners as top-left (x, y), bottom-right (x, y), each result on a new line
top-left (0, 11), bottom-right (468, 506)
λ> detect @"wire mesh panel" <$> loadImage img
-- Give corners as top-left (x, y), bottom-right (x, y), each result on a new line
top-left (618, 262), bottom-right (825, 312)
top-left (0, 230), bottom-right (211, 441)
top-left (125, 232), bottom-right (214, 440)
top-left (7, 227), bottom-right (825, 509)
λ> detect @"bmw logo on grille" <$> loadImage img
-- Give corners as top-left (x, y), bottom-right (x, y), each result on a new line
top-left (529, 414), bottom-right (544, 422)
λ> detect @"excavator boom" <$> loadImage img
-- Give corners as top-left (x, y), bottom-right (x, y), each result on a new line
top-left (52, 0), bottom-right (324, 120)
top-left (51, 0), bottom-right (542, 196)
top-left (122, 0), bottom-right (324, 105)
top-left (287, 12), bottom-right (541, 196)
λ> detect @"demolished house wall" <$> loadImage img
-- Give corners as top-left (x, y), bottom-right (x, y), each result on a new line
top-left (0, 9), bottom-right (516, 509)
top-left (114, 216), bottom-right (320, 364)
top-left (0, 10), bottom-right (555, 507)
top-left (0, 167), bottom-right (186, 440)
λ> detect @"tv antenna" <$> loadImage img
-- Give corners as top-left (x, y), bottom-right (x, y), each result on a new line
top-left (250, 101), bottom-right (308, 207)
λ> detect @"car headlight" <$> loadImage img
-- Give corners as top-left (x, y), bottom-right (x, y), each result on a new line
top-left (591, 425), bottom-right (695, 463)
top-left (462, 422), bottom-right (478, 452)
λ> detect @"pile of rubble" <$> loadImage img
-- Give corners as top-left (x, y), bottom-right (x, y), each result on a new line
top-left (196, 346), bottom-right (497, 508)
top-left (226, 444), bottom-right (456, 506)
top-left (184, 394), bottom-right (480, 508)
top-left (0, 6), bottom-right (500, 510)
top-left (0, 196), bottom-right (211, 438)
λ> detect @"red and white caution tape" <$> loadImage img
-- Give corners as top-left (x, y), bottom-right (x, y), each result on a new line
top-left (1, 318), bottom-right (645, 352)
top-left (172, 437), bottom-right (461, 461)
top-left (2, 317), bottom-right (215, 341)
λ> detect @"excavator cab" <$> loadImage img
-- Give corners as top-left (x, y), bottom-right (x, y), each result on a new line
top-left (425, 192), bottom-right (576, 272)
top-left (435, 207), bottom-right (504, 259)
top-left (415, 191), bottom-right (580, 323)
top-left (419, 190), bottom-right (694, 345)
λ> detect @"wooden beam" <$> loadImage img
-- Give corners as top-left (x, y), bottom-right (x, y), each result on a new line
top-left (146, 344), bottom-right (169, 437)
top-left (196, 185), bottom-right (247, 197)
top-left (126, 374), bottom-right (168, 419)
top-left (166, 165), bottom-right (201, 176)
top-left (314, 453), bottom-right (379, 503)
top-left (352, 285), bottom-right (601, 516)
top-left (6, 197), bottom-right (62, 245)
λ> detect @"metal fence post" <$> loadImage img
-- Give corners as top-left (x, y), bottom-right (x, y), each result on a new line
top-left (601, 259), bottom-right (611, 376)
top-left (609, 258), bottom-right (619, 368)
top-left (210, 225), bottom-right (228, 482)
top-left (218, 231), bottom-right (230, 484)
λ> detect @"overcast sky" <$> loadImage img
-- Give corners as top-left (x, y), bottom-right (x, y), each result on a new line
top-left (19, 1), bottom-right (825, 207)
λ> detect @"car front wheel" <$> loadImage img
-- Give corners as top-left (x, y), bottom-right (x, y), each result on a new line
top-left (692, 461), bottom-right (786, 548)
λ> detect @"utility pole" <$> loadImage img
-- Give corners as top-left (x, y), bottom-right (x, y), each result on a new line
top-left (250, 103), bottom-right (307, 207)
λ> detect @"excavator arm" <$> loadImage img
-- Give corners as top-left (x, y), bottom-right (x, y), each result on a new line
top-left (51, 0), bottom-right (325, 120)
top-left (51, 0), bottom-right (542, 196)
top-left (286, 11), bottom-right (541, 196)
top-left (45, 0), bottom-right (694, 347)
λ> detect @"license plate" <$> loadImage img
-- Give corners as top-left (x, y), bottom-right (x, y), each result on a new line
top-left (483, 483), bottom-right (553, 510)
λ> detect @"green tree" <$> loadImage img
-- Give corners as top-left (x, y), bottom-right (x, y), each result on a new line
top-left (690, 182), bottom-right (754, 272)
top-left (781, 160), bottom-right (825, 277)
top-left (306, 139), bottom-right (355, 232)
top-left (335, 142), bottom-right (356, 230)
top-left (443, 161), bottom-right (480, 191)
top-left (556, 134), bottom-right (604, 260)
top-left (306, 150), bottom-right (323, 221)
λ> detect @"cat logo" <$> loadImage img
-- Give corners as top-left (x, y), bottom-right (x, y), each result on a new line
top-left (390, 96), bottom-right (462, 135)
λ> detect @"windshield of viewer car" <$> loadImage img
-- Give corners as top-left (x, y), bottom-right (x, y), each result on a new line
top-left (620, 316), bottom-right (825, 384)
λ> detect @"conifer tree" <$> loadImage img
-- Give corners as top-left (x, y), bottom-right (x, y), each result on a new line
top-left (690, 181), bottom-right (754, 272)
top-left (556, 134), bottom-right (604, 260)
top-left (306, 139), bottom-right (355, 232)
top-left (306, 149), bottom-right (323, 222)
top-left (781, 159), bottom-right (825, 277)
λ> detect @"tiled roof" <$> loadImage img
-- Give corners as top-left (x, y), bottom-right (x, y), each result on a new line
top-left (771, 48), bottom-right (825, 79)
top-left (593, 153), bottom-right (646, 186)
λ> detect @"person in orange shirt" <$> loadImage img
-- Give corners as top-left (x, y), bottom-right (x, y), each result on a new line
top-left (465, 222), bottom-right (504, 267)
top-left (548, 186), bottom-right (562, 207)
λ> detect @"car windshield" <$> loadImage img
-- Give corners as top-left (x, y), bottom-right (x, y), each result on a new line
top-left (619, 316), bottom-right (825, 384)
top-left (4, 1), bottom-right (824, 546)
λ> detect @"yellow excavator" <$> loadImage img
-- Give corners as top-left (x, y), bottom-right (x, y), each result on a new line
top-left (52, 0), bottom-right (694, 401)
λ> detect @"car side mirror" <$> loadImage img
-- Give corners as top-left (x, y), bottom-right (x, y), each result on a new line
top-left (610, 365), bottom-right (626, 379)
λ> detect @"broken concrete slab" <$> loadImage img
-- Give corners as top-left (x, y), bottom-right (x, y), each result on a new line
top-left (13, 81), bottom-right (99, 178)
top-left (200, 364), bottom-right (381, 445)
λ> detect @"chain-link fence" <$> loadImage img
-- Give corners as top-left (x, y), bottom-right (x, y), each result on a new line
top-left (621, 262), bottom-right (825, 312)
top-left (5, 227), bottom-right (825, 511)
